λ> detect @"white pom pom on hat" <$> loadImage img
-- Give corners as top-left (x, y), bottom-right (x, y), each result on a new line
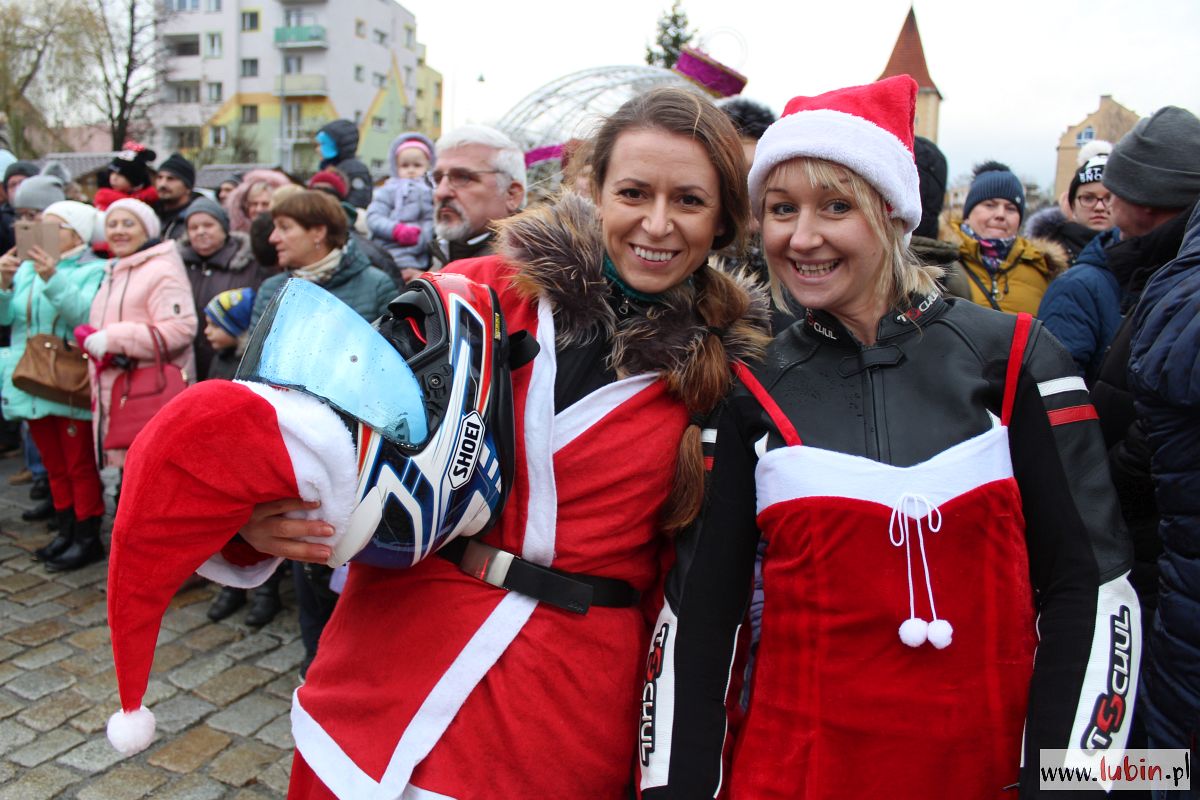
top-left (746, 75), bottom-right (922, 235)
top-left (107, 706), bottom-right (156, 756)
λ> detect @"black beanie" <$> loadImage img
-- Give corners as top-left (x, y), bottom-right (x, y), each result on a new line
top-left (158, 153), bottom-right (196, 189)
top-left (4, 161), bottom-right (40, 187)
top-left (109, 147), bottom-right (157, 189)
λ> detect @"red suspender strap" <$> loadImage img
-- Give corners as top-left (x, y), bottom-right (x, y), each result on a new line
top-left (1001, 313), bottom-right (1033, 427)
top-left (731, 362), bottom-right (802, 447)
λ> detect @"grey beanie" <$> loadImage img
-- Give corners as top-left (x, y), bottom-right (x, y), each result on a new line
top-left (12, 174), bottom-right (66, 211)
top-left (1103, 106), bottom-right (1200, 208)
top-left (183, 196), bottom-right (230, 235)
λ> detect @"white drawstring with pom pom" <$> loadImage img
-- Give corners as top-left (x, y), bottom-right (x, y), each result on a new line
top-left (888, 493), bottom-right (953, 649)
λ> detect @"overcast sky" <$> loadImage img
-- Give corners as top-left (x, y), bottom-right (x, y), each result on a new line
top-left (400, 0), bottom-right (1199, 189)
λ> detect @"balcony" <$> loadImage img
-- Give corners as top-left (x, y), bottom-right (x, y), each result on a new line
top-left (274, 24), bottom-right (327, 48)
top-left (274, 74), bottom-right (327, 97)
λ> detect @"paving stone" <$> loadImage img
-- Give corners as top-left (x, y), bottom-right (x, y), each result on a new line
top-left (147, 724), bottom-right (232, 773)
top-left (161, 605), bottom-right (210, 635)
top-left (55, 734), bottom-right (127, 773)
top-left (155, 773), bottom-right (229, 800)
top-left (168, 654), bottom-right (233, 691)
top-left (152, 693), bottom-right (217, 734)
top-left (0, 639), bottom-right (20, 660)
top-left (16, 689), bottom-right (92, 731)
top-left (208, 740), bottom-right (284, 787)
top-left (0, 762), bottom-right (80, 800)
top-left (255, 638), bottom-right (305, 674)
top-left (4, 619), bottom-right (69, 647)
top-left (194, 664), bottom-right (273, 706)
top-left (74, 763), bottom-right (169, 800)
top-left (7, 726), bottom-right (86, 767)
top-left (0, 760), bottom-right (14, 784)
top-left (54, 559), bottom-right (107, 587)
top-left (66, 598), bottom-right (108, 626)
top-left (231, 789), bottom-right (276, 800)
top-left (0, 692), bottom-right (22, 719)
top-left (0, 600), bottom-right (22, 618)
top-left (223, 632), bottom-right (282, 660)
top-left (8, 579), bottom-right (69, 605)
top-left (0, 717), bottom-right (37, 755)
top-left (1, 571), bottom-right (44, 593)
top-left (7, 600), bottom-right (70, 625)
top-left (66, 625), bottom-right (111, 650)
top-left (150, 643), bottom-right (193, 673)
top-left (56, 652), bottom-right (113, 679)
top-left (11, 641), bottom-right (73, 670)
top-left (142, 677), bottom-right (180, 706)
top-left (169, 585), bottom-right (213, 609)
top-left (70, 667), bottom-right (119, 703)
top-left (4, 666), bottom-right (74, 701)
top-left (180, 623), bottom-right (239, 652)
top-left (261, 752), bottom-right (294, 794)
top-left (206, 693), bottom-right (289, 737)
top-left (68, 703), bottom-right (111, 735)
top-left (254, 713), bottom-right (293, 750)
top-left (0, 662), bottom-right (23, 685)
top-left (264, 673), bottom-right (300, 701)
top-left (56, 585), bottom-right (105, 609)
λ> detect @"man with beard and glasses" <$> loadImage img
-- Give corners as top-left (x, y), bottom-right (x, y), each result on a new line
top-left (428, 125), bottom-right (525, 270)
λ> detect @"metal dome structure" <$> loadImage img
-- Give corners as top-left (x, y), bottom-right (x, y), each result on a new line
top-left (495, 64), bottom-right (692, 152)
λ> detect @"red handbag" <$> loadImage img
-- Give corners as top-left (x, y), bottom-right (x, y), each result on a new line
top-left (103, 326), bottom-right (188, 450)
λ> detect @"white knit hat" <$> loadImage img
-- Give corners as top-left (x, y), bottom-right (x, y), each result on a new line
top-left (42, 201), bottom-right (101, 246)
top-left (747, 75), bottom-right (922, 234)
top-left (105, 197), bottom-right (161, 240)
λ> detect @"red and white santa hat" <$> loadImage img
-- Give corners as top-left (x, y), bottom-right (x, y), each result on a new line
top-left (747, 75), bottom-right (921, 234)
top-left (105, 379), bottom-right (357, 757)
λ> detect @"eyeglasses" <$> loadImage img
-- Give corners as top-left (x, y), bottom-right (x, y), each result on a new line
top-left (430, 168), bottom-right (504, 189)
top-left (1075, 193), bottom-right (1112, 209)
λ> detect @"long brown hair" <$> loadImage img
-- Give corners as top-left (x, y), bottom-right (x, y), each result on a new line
top-left (588, 86), bottom-right (768, 531)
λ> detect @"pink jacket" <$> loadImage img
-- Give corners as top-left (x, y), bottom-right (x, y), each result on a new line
top-left (89, 239), bottom-right (197, 465)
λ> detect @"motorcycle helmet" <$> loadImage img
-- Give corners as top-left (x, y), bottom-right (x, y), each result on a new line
top-left (237, 273), bottom-right (515, 568)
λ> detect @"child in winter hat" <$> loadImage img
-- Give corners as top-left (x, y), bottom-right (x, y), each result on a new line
top-left (202, 287), bottom-right (256, 381)
top-left (366, 132), bottom-right (435, 276)
top-left (96, 142), bottom-right (159, 211)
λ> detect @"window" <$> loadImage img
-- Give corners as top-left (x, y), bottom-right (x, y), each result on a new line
top-left (240, 58), bottom-right (259, 77)
top-left (372, 72), bottom-right (386, 88)
top-left (433, 109), bottom-right (441, 128)
top-left (169, 0), bottom-right (199, 10)
top-left (285, 103), bottom-right (302, 139)
top-left (285, 55), bottom-right (303, 75)
top-left (240, 11), bottom-right (259, 31)
top-left (434, 81), bottom-right (442, 100)
top-left (167, 36), bottom-right (200, 57)
top-left (205, 0), bottom-right (221, 10)
top-left (170, 83), bottom-right (200, 103)
top-left (371, 158), bottom-right (384, 170)
top-left (353, 110), bottom-right (362, 125)
top-left (1076, 125), bottom-right (1096, 147)
top-left (373, 29), bottom-right (387, 45)
top-left (204, 32), bottom-right (222, 58)
top-left (355, 20), bottom-right (366, 37)
top-left (404, 66), bottom-right (413, 87)
top-left (174, 128), bottom-right (201, 149)
top-left (372, 116), bottom-right (385, 131)
top-left (416, 87), bottom-right (424, 100)
top-left (207, 82), bottom-right (223, 103)
top-left (284, 9), bottom-right (305, 26)
top-left (405, 26), bottom-right (415, 48)
top-left (354, 65), bottom-right (364, 82)
top-left (210, 126), bottom-right (228, 147)
top-left (242, 105), bottom-right (259, 125)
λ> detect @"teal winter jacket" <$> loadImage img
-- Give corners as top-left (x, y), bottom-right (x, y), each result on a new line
top-left (0, 248), bottom-right (107, 421)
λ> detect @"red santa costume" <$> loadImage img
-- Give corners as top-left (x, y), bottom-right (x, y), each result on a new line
top-left (103, 192), bottom-right (767, 799)
top-left (639, 78), bottom-right (1141, 799)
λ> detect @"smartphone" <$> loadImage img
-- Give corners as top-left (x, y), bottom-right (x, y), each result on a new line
top-left (14, 221), bottom-right (61, 262)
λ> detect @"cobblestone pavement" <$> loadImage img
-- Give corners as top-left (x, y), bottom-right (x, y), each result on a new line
top-left (0, 452), bottom-right (300, 799)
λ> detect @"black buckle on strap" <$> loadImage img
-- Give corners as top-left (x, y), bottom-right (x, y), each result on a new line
top-left (438, 538), bottom-right (639, 615)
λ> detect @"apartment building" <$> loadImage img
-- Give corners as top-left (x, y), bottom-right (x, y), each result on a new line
top-left (154, 0), bottom-right (442, 175)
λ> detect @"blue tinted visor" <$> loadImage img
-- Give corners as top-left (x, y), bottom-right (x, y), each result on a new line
top-left (236, 278), bottom-right (429, 446)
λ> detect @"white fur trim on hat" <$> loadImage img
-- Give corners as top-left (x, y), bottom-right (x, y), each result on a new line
top-left (747, 108), bottom-right (922, 234)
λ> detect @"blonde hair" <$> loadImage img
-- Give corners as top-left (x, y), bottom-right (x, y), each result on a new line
top-left (763, 158), bottom-right (941, 312)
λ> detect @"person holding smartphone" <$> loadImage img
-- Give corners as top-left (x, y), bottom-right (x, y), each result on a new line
top-left (0, 196), bottom-right (108, 571)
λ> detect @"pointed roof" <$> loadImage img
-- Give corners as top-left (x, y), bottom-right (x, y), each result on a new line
top-left (879, 7), bottom-right (941, 99)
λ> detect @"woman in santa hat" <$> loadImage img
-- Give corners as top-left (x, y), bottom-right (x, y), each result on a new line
top-left (639, 76), bottom-right (1141, 798)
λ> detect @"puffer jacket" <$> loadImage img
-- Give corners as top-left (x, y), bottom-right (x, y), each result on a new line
top-left (366, 132), bottom-right (435, 271)
top-left (1128, 202), bottom-right (1200, 755)
top-left (1037, 229), bottom-right (1122, 381)
top-left (250, 237), bottom-right (398, 330)
top-left (0, 248), bottom-right (106, 421)
top-left (179, 231), bottom-right (268, 380)
top-left (90, 239), bottom-right (197, 466)
top-left (955, 222), bottom-right (1068, 316)
top-left (318, 120), bottom-right (373, 209)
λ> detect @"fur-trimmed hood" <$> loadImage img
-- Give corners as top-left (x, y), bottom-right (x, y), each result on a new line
top-left (494, 192), bottom-right (770, 411)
